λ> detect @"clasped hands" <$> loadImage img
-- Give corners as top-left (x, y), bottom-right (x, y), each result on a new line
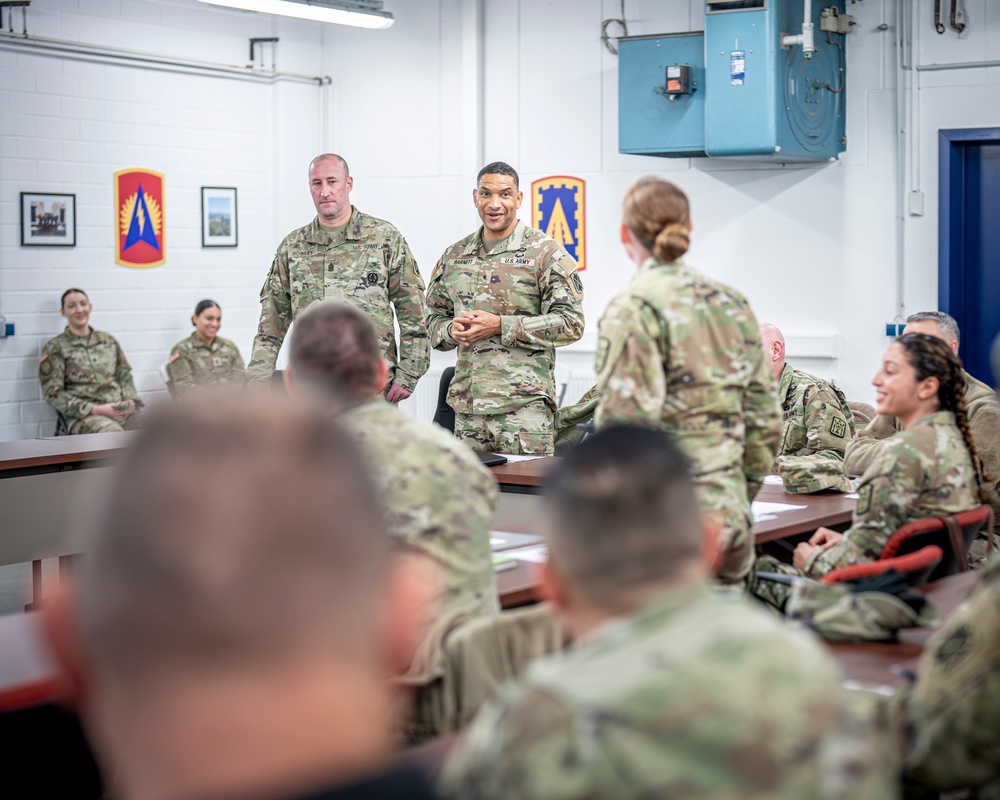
top-left (93, 399), bottom-right (136, 419)
top-left (450, 310), bottom-right (502, 345)
top-left (792, 527), bottom-right (844, 572)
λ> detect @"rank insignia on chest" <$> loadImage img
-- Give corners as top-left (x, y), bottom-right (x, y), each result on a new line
top-left (367, 272), bottom-right (379, 285)
top-left (531, 176), bottom-right (586, 270)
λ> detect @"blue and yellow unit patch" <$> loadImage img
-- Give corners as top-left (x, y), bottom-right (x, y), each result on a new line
top-left (531, 176), bottom-right (586, 271)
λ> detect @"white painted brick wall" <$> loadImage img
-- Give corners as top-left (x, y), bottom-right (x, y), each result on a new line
top-left (0, 0), bottom-right (329, 440)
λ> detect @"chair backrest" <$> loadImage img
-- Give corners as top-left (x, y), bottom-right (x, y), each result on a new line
top-left (53, 411), bottom-right (70, 436)
top-left (847, 400), bottom-right (876, 428)
top-left (432, 367), bottom-right (456, 433)
top-left (821, 545), bottom-right (943, 587)
top-left (160, 361), bottom-right (178, 399)
top-left (881, 505), bottom-right (994, 582)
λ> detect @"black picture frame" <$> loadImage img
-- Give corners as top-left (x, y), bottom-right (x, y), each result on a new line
top-left (201, 186), bottom-right (238, 247)
top-left (20, 192), bottom-right (76, 246)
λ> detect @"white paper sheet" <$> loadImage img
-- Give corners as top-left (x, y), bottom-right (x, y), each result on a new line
top-left (499, 454), bottom-right (548, 462)
top-left (751, 500), bottom-right (807, 522)
top-left (762, 475), bottom-right (784, 485)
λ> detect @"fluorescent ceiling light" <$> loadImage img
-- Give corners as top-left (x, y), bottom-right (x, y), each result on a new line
top-left (196, 0), bottom-right (394, 29)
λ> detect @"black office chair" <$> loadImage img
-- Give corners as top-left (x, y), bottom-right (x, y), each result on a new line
top-left (432, 367), bottom-right (456, 433)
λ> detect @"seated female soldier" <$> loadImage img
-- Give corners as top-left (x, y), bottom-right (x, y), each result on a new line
top-left (38, 288), bottom-right (144, 434)
top-left (786, 333), bottom-right (987, 579)
top-left (167, 299), bottom-right (245, 394)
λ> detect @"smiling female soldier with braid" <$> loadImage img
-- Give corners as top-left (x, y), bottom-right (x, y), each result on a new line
top-left (787, 333), bottom-right (990, 578)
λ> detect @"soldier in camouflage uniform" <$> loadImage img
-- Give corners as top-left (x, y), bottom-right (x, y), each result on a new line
top-left (594, 178), bottom-right (781, 583)
top-left (38, 288), bottom-right (144, 434)
top-left (285, 300), bottom-right (498, 622)
top-left (167, 300), bottom-right (245, 393)
top-left (246, 154), bottom-right (428, 401)
top-left (425, 162), bottom-right (584, 456)
top-left (846, 312), bottom-right (1000, 563)
top-left (894, 554), bottom-right (1000, 795)
top-left (753, 335), bottom-right (984, 608)
top-left (439, 427), bottom-right (896, 800)
top-left (759, 322), bottom-right (857, 492)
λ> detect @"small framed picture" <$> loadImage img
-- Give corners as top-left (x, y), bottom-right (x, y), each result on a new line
top-left (201, 186), bottom-right (238, 247)
top-left (20, 192), bottom-right (76, 246)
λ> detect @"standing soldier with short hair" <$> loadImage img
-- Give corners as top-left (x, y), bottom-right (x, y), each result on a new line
top-left (425, 162), bottom-right (584, 455)
top-left (246, 153), bottom-right (429, 402)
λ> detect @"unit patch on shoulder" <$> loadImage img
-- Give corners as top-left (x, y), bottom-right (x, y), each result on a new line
top-left (38, 351), bottom-right (52, 376)
top-left (571, 272), bottom-right (583, 293)
top-left (829, 417), bottom-right (847, 439)
top-left (856, 483), bottom-right (873, 515)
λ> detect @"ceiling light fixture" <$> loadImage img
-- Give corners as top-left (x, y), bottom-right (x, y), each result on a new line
top-left (196, 0), bottom-right (394, 29)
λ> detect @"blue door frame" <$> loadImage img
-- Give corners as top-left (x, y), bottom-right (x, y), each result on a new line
top-left (939, 127), bottom-right (1000, 385)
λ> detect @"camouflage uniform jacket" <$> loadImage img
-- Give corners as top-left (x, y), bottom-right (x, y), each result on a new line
top-left (425, 221), bottom-right (584, 415)
top-left (845, 371), bottom-right (1000, 522)
top-left (339, 400), bottom-right (499, 619)
top-left (898, 555), bottom-right (1000, 793)
top-left (440, 583), bottom-right (895, 799)
top-left (246, 208), bottom-right (429, 389)
top-left (167, 333), bottom-right (245, 393)
top-left (38, 327), bottom-right (142, 420)
top-left (594, 257), bottom-right (781, 580)
top-left (777, 364), bottom-right (855, 462)
top-left (805, 410), bottom-right (979, 576)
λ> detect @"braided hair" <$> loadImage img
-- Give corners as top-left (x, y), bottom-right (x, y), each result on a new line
top-left (897, 332), bottom-right (994, 502)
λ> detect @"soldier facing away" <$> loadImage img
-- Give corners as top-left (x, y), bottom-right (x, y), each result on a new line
top-left (38, 288), bottom-right (144, 434)
top-left (246, 153), bottom-right (429, 402)
top-left (594, 177), bottom-right (781, 583)
top-left (439, 426), bottom-right (897, 800)
top-left (425, 161), bottom-right (584, 455)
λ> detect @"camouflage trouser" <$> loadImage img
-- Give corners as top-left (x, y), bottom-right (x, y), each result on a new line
top-left (69, 411), bottom-right (144, 435)
top-left (454, 399), bottom-right (554, 456)
top-left (749, 555), bottom-right (803, 610)
top-left (970, 532), bottom-right (1000, 569)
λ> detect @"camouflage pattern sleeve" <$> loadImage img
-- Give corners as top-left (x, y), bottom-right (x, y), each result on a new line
top-left (425, 259), bottom-right (459, 352)
top-left (844, 414), bottom-right (900, 476)
top-left (246, 248), bottom-right (292, 383)
top-left (167, 347), bottom-right (197, 392)
top-left (900, 557), bottom-right (1000, 792)
top-left (114, 339), bottom-right (141, 407)
top-left (741, 329), bottom-right (782, 501)
top-left (386, 233), bottom-right (429, 391)
top-left (594, 296), bottom-right (666, 429)
top-left (805, 436), bottom-right (925, 575)
top-left (500, 252), bottom-right (584, 351)
top-left (38, 341), bottom-right (91, 420)
top-left (439, 688), bottom-right (631, 799)
top-left (802, 387), bottom-right (854, 458)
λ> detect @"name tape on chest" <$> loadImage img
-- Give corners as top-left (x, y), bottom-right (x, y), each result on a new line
top-left (451, 258), bottom-right (476, 266)
top-left (499, 257), bottom-right (536, 266)
top-left (349, 243), bottom-right (384, 251)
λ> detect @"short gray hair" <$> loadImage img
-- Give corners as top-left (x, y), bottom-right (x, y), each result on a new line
top-left (906, 311), bottom-right (960, 347)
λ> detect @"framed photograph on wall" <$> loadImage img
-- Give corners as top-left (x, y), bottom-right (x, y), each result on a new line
top-left (201, 186), bottom-right (238, 247)
top-left (20, 192), bottom-right (76, 246)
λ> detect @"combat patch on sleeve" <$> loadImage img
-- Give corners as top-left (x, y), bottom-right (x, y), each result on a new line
top-left (829, 417), bottom-right (847, 439)
top-left (933, 623), bottom-right (973, 670)
top-left (595, 336), bottom-right (610, 373)
top-left (571, 272), bottom-right (583, 293)
top-left (856, 483), bottom-right (873, 515)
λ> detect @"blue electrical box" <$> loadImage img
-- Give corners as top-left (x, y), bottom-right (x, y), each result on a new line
top-left (618, 1), bottom-right (847, 162)
top-left (618, 33), bottom-right (706, 158)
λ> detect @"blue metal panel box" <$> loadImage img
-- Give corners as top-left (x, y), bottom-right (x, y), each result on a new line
top-left (618, 33), bottom-right (706, 157)
top-left (704, 0), bottom-right (846, 161)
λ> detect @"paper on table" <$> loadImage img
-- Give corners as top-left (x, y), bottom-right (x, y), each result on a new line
top-left (751, 500), bottom-right (807, 522)
top-left (505, 544), bottom-right (548, 563)
top-left (763, 475), bottom-right (784, 485)
top-left (845, 493), bottom-right (860, 500)
top-left (500, 454), bottom-right (548, 462)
